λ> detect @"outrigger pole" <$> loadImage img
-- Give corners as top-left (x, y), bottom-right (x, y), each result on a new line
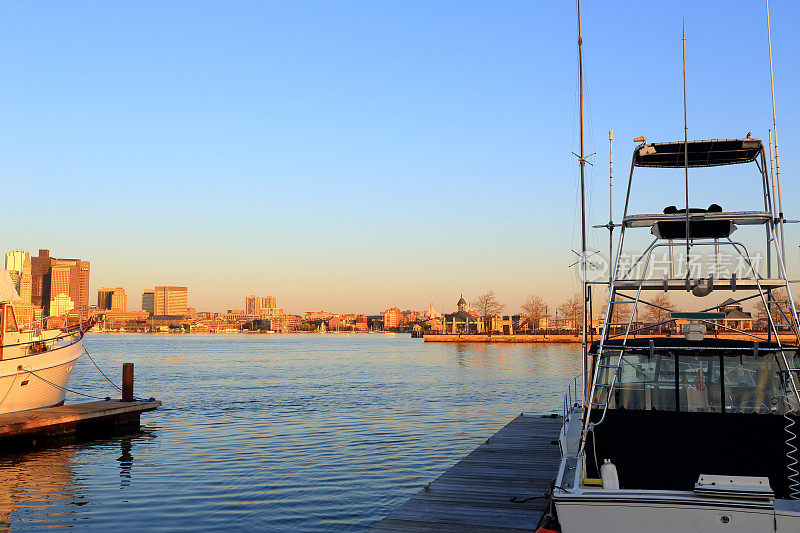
top-left (609, 130), bottom-right (613, 286)
top-left (682, 20), bottom-right (691, 288)
top-left (766, 0), bottom-right (786, 263)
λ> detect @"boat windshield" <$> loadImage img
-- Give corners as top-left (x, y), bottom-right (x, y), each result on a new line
top-left (594, 348), bottom-right (798, 414)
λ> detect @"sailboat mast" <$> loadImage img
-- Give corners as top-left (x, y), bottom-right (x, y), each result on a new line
top-left (766, 0), bottom-right (786, 264)
top-left (577, 0), bottom-right (588, 397)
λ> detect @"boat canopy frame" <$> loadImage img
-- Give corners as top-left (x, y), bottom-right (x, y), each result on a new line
top-left (634, 138), bottom-right (764, 168)
top-left (582, 136), bottom-right (800, 445)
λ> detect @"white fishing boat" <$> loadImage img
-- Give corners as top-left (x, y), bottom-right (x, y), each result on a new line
top-left (0, 269), bottom-right (95, 414)
top-left (547, 2), bottom-right (800, 530)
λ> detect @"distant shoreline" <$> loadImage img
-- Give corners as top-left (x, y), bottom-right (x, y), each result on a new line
top-left (424, 334), bottom-right (580, 344)
top-left (87, 330), bottom-right (407, 335)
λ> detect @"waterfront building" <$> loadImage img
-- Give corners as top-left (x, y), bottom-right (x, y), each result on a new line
top-left (271, 314), bottom-right (301, 332)
top-left (154, 286), bottom-right (188, 316)
top-left (142, 291), bottom-right (155, 316)
top-left (489, 314), bottom-right (520, 335)
top-left (443, 295), bottom-right (482, 334)
top-left (355, 314), bottom-right (368, 331)
top-left (305, 310), bottom-right (333, 321)
top-left (246, 295), bottom-right (280, 319)
top-left (721, 297), bottom-right (754, 331)
top-left (98, 288), bottom-right (127, 311)
top-left (260, 307), bottom-right (283, 319)
top-left (383, 307), bottom-right (402, 330)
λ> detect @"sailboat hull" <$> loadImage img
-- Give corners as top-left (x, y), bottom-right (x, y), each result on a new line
top-left (0, 340), bottom-right (85, 414)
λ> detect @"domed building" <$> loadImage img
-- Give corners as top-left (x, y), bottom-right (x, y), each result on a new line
top-left (443, 294), bottom-right (482, 334)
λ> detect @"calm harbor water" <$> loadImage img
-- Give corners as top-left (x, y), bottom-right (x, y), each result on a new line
top-left (1, 334), bottom-right (580, 531)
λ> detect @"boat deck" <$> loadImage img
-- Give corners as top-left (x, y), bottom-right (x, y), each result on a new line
top-left (0, 399), bottom-right (161, 448)
top-left (369, 414), bottom-right (562, 532)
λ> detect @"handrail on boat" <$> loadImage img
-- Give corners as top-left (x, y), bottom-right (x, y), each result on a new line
top-left (18, 305), bottom-right (98, 334)
top-left (563, 373), bottom-right (583, 419)
top-left (2, 305), bottom-right (99, 359)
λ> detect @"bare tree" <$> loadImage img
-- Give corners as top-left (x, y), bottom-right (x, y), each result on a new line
top-left (642, 292), bottom-right (674, 330)
top-left (756, 289), bottom-right (798, 330)
top-left (473, 290), bottom-right (505, 334)
top-left (521, 294), bottom-right (547, 332)
top-left (558, 292), bottom-right (583, 333)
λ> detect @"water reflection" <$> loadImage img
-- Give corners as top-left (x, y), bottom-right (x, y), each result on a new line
top-left (446, 342), bottom-right (581, 377)
top-left (0, 334), bottom-right (583, 531)
top-left (0, 432), bottom-right (151, 529)
top-left (117, 437), bottom-right (134, 488)
top-left (0, 444), bottom-right (79, 529)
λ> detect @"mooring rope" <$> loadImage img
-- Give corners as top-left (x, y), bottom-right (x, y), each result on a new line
top-left (83, 347), bottom-right (123, 393)
top-left (0, 368), bottom-right (20, 408)
top-left (18, 368), bottom-right (109, 400)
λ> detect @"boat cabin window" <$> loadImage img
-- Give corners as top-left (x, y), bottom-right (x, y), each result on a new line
top-left (595, 348), bottom-right (794, 414)
top-left (723, 352), bottom-right (787, 414)
top-left (4, 306), bottom-right (17, 333)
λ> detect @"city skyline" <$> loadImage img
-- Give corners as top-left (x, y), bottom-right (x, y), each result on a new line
top-left (1, 1), bottom-right (798, 313)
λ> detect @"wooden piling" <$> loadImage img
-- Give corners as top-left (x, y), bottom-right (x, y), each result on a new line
top-left (122, 363), bottom-right (134, 402)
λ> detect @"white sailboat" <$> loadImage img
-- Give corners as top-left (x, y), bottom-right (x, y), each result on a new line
top-left (0, 269), bottom-right (95, 414)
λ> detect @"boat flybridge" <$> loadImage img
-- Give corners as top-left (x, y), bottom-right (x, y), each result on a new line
top-left (553, 138), bottom-right (800, 531)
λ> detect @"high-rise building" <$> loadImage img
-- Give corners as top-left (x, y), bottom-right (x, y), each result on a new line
top-left (4, 250), bottom-right (26, 275)
top-left (5, 250), bottom-right (35, 322)
top-left (50, 293), bottom-right (75, 316)
top-left (6, 270), bottom-right (20, 291)
top-left (142, 291), bottom-right (155, 316)
top-left (19, 252), bottom-right (32, 305)
top-left (28, 250), bottom-right (90, 315)
top-left (50, 261), bottom-right (72, 305)
top-left (31, 249), bottom-right (51, 308)
top-left (154, 286), bottom-right (188, 316)
top-left (262, 296), bottom-right (277, 309)
top-left (77, 260), bottom-right (90, 308)
top-left (98, 288), bottom-right (127, 311)
top-left (245, 295), bottom-right (262, 316)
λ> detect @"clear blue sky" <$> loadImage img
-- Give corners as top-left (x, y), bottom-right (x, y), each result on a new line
top-left (1, 1), bottom-right (798, 314)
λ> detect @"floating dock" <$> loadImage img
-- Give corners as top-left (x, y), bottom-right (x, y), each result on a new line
top-left (0, 399), bottom-right (161, 448)
top-left (370, 414), bottom-right (562, 532)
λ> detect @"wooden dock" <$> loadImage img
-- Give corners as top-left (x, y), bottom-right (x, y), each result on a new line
top-left (0, 399), bottom-right (161, 448)
top-left (370, 414), bottom-right (563, 532)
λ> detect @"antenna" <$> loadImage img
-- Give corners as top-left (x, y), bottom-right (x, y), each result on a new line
top-left (577, 0), bottom-right (588, 399)
top-left (608, 130), bottom-right (614, 286)
top-left (766, 0), bottom-right (787, 264)
top-left (768, 129), bottom-right (777, 278)
top-left (682, 20), bottom-right (690, 288)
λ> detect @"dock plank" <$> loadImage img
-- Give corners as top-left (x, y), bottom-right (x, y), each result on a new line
top-left (0, 400), bottom-right (161, 440)
top-left (369, 414), bottom-right (562, 532)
